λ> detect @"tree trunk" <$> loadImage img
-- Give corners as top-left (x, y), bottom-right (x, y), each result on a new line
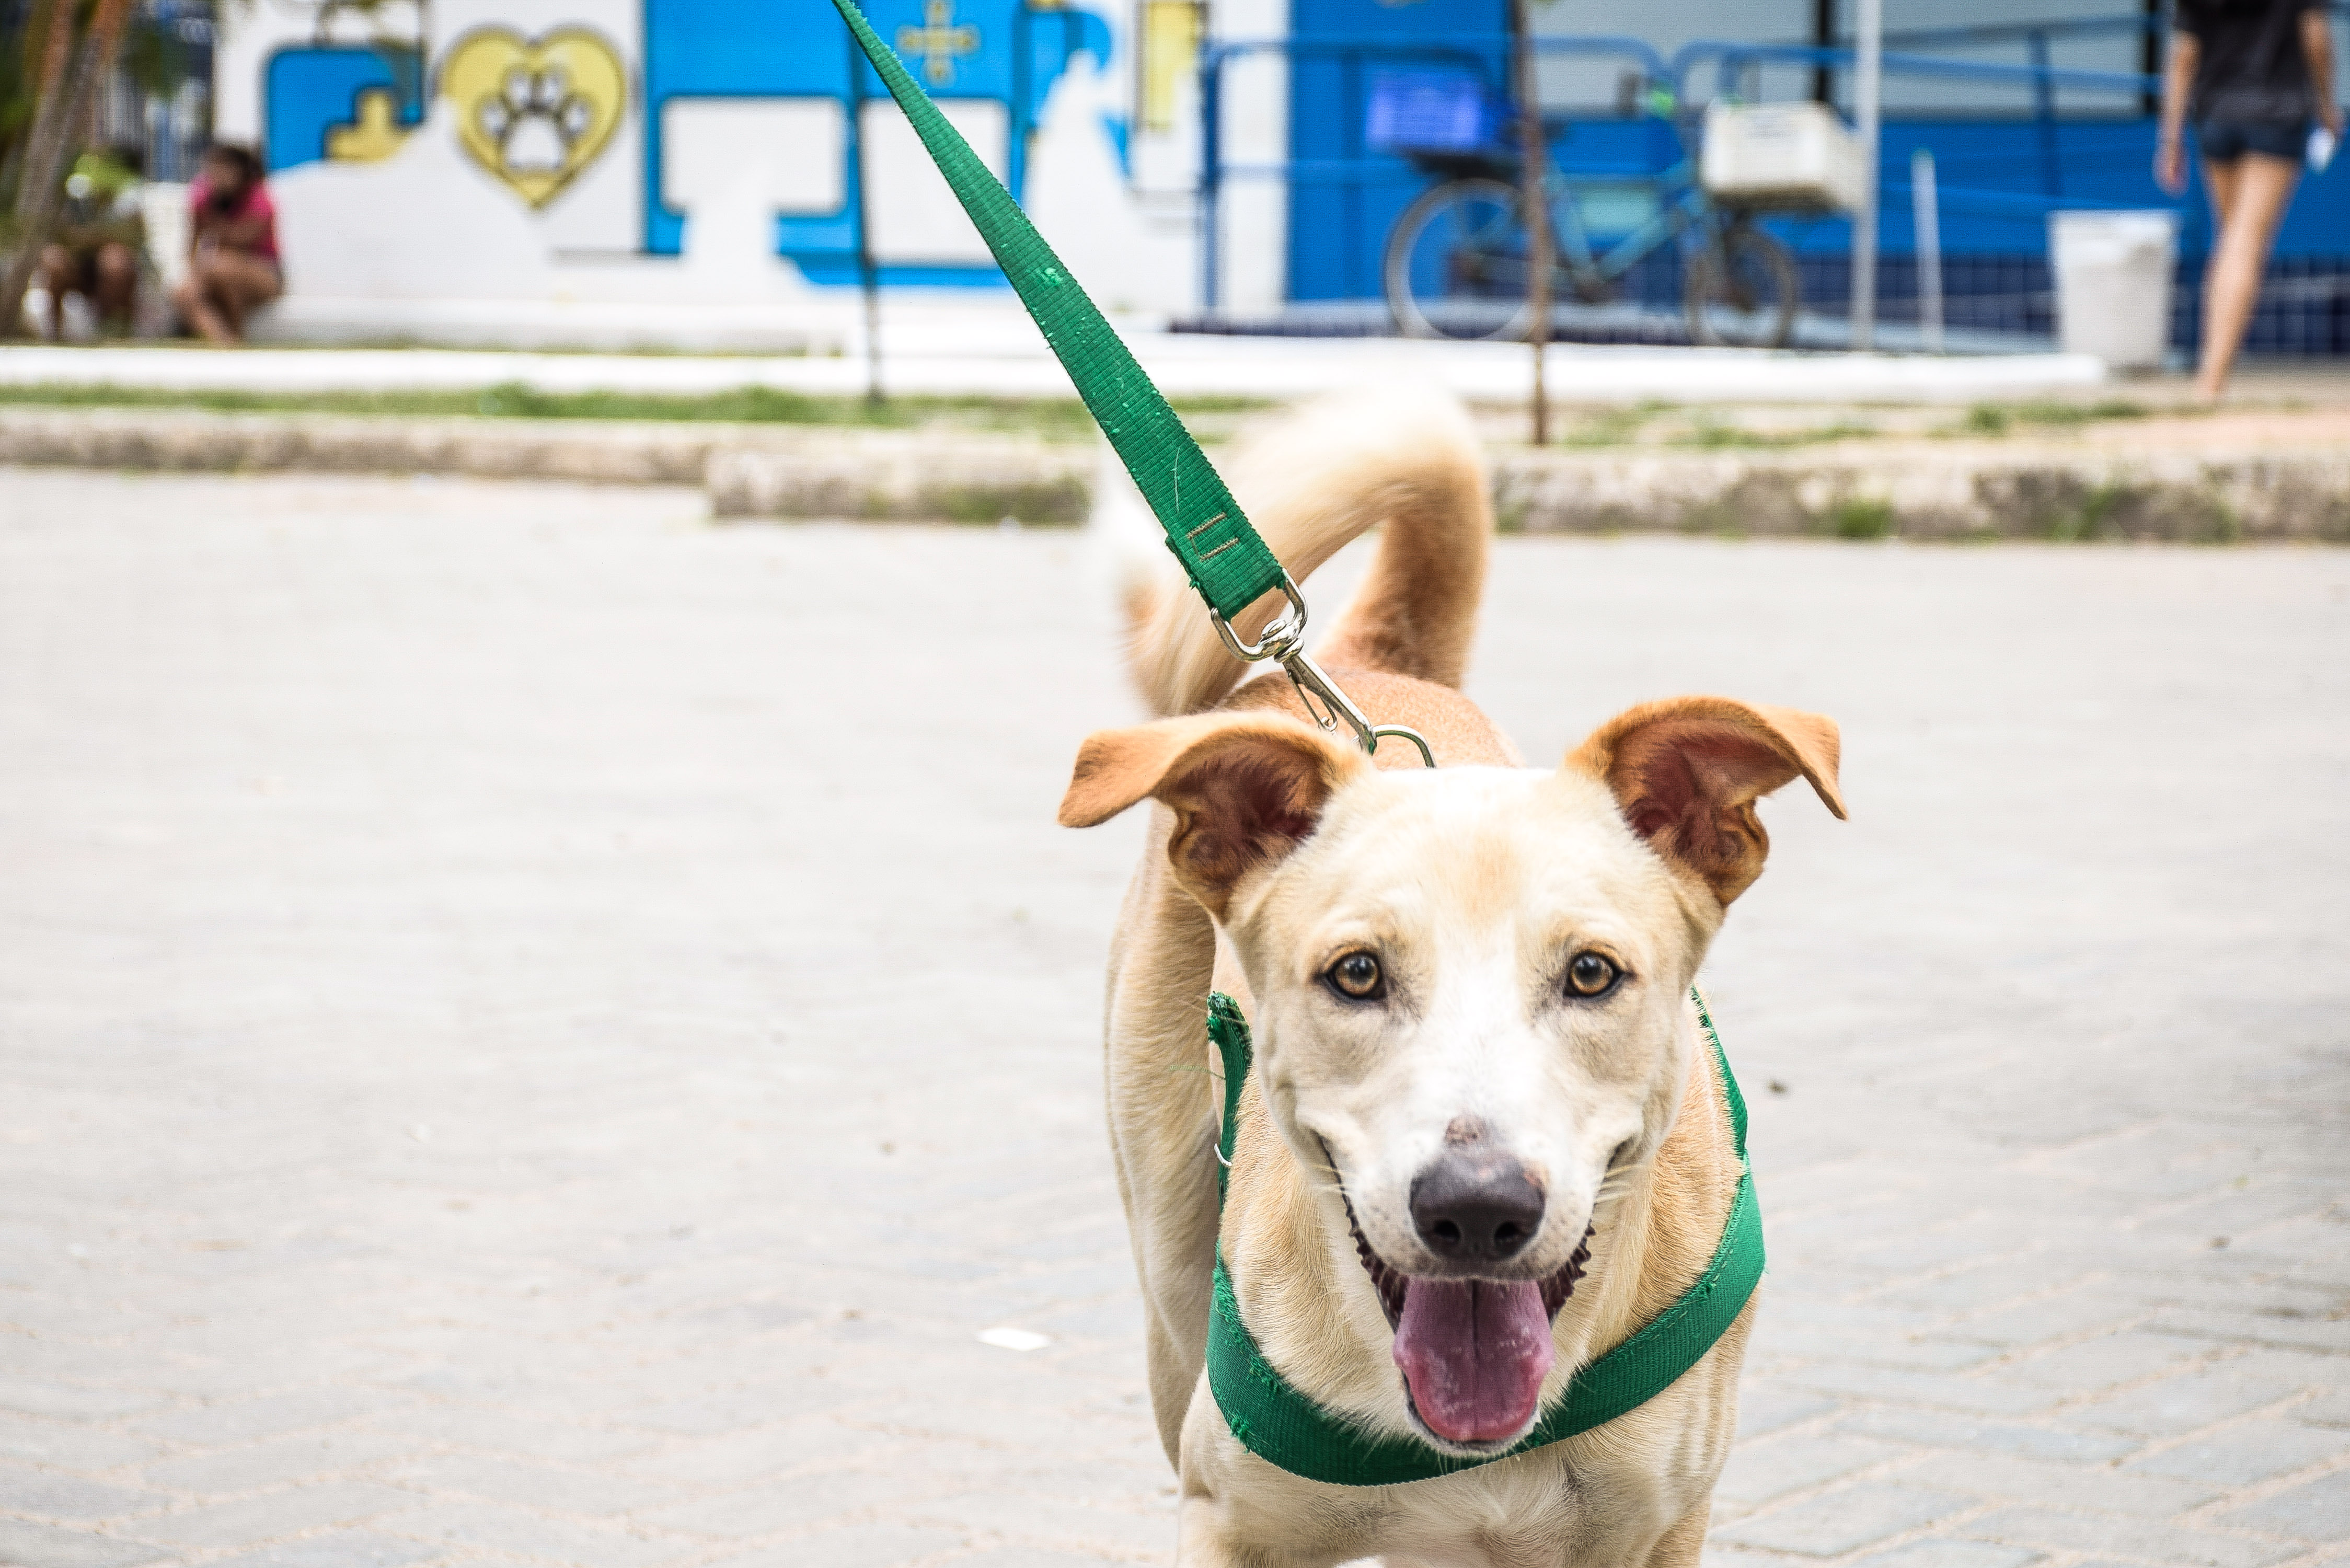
top-left (1, 0), bottom-right (137, 339)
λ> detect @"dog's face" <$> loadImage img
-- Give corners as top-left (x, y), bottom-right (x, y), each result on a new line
top-left (1061, 696), bottom-right (1841, 1454)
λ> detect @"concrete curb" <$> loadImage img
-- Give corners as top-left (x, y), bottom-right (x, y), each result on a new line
top-left (5, 406), bottom-right (2346, 541)
top-left (1497, 442), bottom-right (2350, 543)
top-left (0, 407), bottom-right (716, 485)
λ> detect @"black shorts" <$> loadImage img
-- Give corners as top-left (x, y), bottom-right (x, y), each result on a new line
top-left (2197, 117), bottom-right (2307, 162)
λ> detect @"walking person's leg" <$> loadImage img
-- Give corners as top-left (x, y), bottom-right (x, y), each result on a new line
top-left (2195, 152), bottom-right (2299, 400)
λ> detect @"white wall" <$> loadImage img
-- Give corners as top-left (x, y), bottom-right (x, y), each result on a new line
top-left (1208, 0), bottom-right (1287, 314)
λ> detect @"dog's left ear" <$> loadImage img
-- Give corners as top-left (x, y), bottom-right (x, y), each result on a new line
top-left (1566, 696), bottom-right (1846, 906)
top-left (1059, 711), bottom-right (1368, 917)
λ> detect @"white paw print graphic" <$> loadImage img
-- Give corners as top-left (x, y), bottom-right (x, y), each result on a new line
top-left (476, 62), bottom-right (595, 175)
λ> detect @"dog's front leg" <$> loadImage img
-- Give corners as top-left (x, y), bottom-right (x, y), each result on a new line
top-left (1174, 1375), bottom-right (1379, 1568)
top-left (1639, 1505), bottom-right (1711, 1568)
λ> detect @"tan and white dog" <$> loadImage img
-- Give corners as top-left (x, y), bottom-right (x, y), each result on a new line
top-left (1058, 390), bottom-right (1845, 1567)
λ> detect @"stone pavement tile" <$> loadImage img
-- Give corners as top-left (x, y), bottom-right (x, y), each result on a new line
top-left (1778, 1364), bottom-right (2060, 1418)
top-left (2065, 1369), bottom-right (2307, 1438)
top-left (1713, 1434), bottom-right (1916, 1510)
top-left (948, 1550), bottom-right (1140, 1568)
top-left (1871, 1261), bottom-right (2101, 1317)
top-left (1846, 1542), bottom-right (2045, 1568)
top-left (904, 1492), bottom-right (1170, 1557)
top-left (2302, 1390), bottom-right (2350, 1429)
top-left (618, 1418), bottom-right (905, 1489)
top-left (613, 1379), bottom-right (859, 1437)
top-left (2001, 1332), bottom-right (2213, 1395)
top-left (125, 1479), bottom-right (427, 1548)
top-left (1834, 1406), bottom-right (2141, 1464)
top-left (2128, 1420), bottom-right (2350, 1486)
top-left (196, 1528), bottom-right (448, 1568)
top-left (1955, 1506), bottom-right (2299, 1567)
top-left (1714, 1483), bottom-right (1977, 1556)
top-left (386, 1498), bottom-right (699, 1567)
top-left (701, 1523), bottom-right (965, 1568)
top-left (0, 1521), bottom-right (174, 1568)
top-left (0, 1421), bottom-right (169, 1473)
top-left (0, 1379), bottom-right (167, 1424)
top-left (1932, 1291), bottom-right (2153, 1351)
top-left (1926, 1451), bottom-right (2220, 1516)
top-left (1732, 1380), bottom-right (1841, 1439)
top-left (2213, 1466), bottom-right (2350, 1541)
top-left (0, 1463), bottom-right (172, 1523)
top-left (635, 1466), bottom-right (912, 1538)
top-left (131, 1389), bottom-right (393, 1447)
top-left (840, 1398), bottom-right (1150, 1457)
top-left (140, 1429), bottom-right (421, 1494)
top-left (381, 1455), bottom-right (681, 1518)
top-left (2152, 1310), bottom-right (2350, 1357)
top-left (360, 1404), bottom-right (664, 1466)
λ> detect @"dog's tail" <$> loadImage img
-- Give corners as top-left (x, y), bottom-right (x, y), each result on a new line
top-left (1107, 387), bottom-right (1491, 718)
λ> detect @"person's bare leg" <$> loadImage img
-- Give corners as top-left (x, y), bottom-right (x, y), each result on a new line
top-left (2196, 154), bottom-right (2299, 401)
top-left (178, 259), bottom-right (238, 345)
top-left (205, 252), bottom-right (281, 344)
top-left (92, 243), bottom-right (137, 332)
top-left (35, 245), bottom-right (72, 340)
top-left (2199, 157), bottom-right (2241, 346)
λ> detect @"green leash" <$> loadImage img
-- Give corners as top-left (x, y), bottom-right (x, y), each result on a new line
top-left (1205, 989), bottom-right (1764, 1488)
top-left (829, 0), bottom-right (1431, 766)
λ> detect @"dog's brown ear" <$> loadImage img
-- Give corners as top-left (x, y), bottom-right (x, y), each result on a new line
top-left (1059, 712), bottom-right (1368, 916)
top-left (1566, 697), bottom-right (1845, 906)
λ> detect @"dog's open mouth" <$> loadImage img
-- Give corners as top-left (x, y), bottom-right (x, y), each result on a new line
top-left (1343, 1198), bottom-right (1591, 1448)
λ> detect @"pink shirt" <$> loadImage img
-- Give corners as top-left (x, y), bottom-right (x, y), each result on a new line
top-left (189, 177), bottom-right (279, 263)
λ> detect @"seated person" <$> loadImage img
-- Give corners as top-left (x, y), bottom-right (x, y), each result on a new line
top-left (34, 148), bottom-right (145, 339)
top-left (171, 143), bottom-right (281, 345)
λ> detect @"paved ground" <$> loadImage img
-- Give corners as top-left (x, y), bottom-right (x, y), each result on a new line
top-left (0, 467), bottom-right (2345, 1568)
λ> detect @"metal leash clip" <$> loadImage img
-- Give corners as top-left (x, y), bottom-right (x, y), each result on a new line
top-left (1209, 575), bottom-right (1437, 769)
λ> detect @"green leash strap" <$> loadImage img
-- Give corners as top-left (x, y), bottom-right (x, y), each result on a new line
top-left (1204, 988), bottom-right (1764, 1488)
top-left (828, 0), bottom-right (1284, 622)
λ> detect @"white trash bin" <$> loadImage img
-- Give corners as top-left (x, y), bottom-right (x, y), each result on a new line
top-left (2047, 210), bottom-right (2180, 370)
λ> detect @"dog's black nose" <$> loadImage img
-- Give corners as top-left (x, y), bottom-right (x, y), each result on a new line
top-left (1410, 1149), bottom-right (1544, 1263)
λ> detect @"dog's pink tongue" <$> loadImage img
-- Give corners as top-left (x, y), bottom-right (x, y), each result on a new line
top-left (1392, 1278), bottom-right (1556, 1444)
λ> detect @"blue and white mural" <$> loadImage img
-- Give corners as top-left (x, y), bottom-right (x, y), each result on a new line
top-left (214, 0), bottom-right (1189, 319)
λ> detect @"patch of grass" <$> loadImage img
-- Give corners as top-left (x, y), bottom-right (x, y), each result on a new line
top-left (1556, 404), bottom-right (1661, 448)
top-left (1960, 398), bottom-right (2150, 437)
top-left (1826, 497), bottom-right (1895, 540)
top-left (1669, 419), bottom-right (1879, 450)
top-left (0, 381), bottom-right (1262, 441)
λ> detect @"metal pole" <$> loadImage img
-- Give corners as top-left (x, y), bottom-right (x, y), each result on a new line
top-left (1849, 0), bottom-right (1881, 352)
top-left (1513, 0), bottom-right (1551, 445)
top-left (1913, 146), bottom-right (1942, 353)
top-left (2029, 31), bottom-right (2061, 198)
top-left (847, 36), bottom-right (884, 403)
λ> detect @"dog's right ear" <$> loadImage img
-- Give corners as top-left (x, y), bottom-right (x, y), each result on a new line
top-left (1058, 712), bottom-right (1368, 916)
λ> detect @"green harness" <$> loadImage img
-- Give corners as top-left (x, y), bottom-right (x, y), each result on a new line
top-left (1203, 989), bottom-right (1765, 1488)
top-left (825, 0), bottom-right (1765, 1489)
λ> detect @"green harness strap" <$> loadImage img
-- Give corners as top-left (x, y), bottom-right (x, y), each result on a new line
top-left (1205, 989), bottom-right (1765, 1488)
top-left (829, 0), bottom-right (1283, 622)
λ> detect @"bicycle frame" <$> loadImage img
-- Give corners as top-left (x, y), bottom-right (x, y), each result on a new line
top-left (1545, 160), bottom-right (1718, 291)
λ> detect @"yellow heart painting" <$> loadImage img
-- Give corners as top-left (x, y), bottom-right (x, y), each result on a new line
top-left (441, 27), bottom-right (626, 207)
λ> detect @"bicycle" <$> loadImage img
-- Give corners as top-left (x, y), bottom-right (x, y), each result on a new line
top-left (1382, 117), bottom-right (1801, 350)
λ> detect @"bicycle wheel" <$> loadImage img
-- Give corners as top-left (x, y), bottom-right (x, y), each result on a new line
top-left (1684, 222), bottom-right (1799, 349)
top-left (1385, 178), bottom-right (1534, 341)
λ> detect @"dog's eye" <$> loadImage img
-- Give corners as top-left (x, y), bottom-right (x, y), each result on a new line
top-left (1326, 951), bottom-right (1386, 1000)
top-left (1564, 952), bottom-right (1620, 998)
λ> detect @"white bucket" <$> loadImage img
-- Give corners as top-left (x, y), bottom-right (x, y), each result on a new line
top-left (2047, 210), bottom-right (2180, 370)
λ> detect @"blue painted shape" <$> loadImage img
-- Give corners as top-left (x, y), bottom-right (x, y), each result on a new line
top-left (642, 0), bottom-right (1112, 281)
top-left (262, 46), bottom-right (425, 172)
